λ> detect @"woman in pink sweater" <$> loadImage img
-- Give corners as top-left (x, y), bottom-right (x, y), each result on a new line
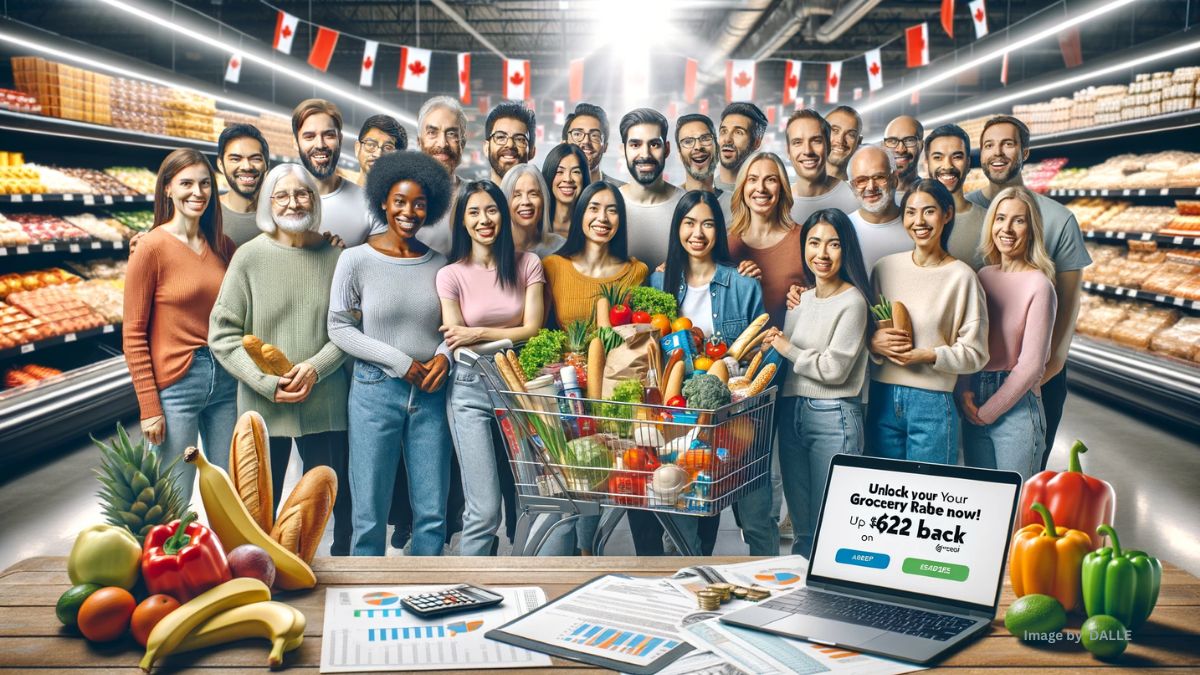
top-left (958, 186), bottom-right (1057, 480)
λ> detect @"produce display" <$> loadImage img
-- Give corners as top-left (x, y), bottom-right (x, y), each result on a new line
top-left (110, 209), bottom-right (154, 232)
top-left (104, 166), bottom-right (157, 194)
top-left (64, 213), bottom-right (138, 241)
top-left (0, 161), bottom-right (43, 194)
top-left (2, 213), bottom-right (89, 244)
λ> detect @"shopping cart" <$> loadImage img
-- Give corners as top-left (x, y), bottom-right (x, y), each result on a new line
top-left (456, 348), bottom-right (776, 556)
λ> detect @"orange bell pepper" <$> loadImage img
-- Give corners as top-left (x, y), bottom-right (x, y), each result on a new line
top-left (1009, 502), bottom-right (1092, 612)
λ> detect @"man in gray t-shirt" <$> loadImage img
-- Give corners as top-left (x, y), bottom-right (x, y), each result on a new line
top-left (215, 124), bottom-right (270, 246)
top-left (785, 109), bottom-right (860, 226)
top-left (618, 109), bottom-right (684, 269)
top-left (923, 124), bottom-right (988, 269)
top-left (293, 99), bottom-right (373, 247)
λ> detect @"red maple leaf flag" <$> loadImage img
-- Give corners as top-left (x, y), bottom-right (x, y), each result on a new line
top-left (458, 53), bottom-right (471, 104)
top-left (505, 59), bottom-right (530, 100)
top-left (941, 0), bottom-right (955, 38)
top-left (825, 61), bottom-right (843, 104)
top-left (360, 41), bottom-right (378, 87)
top-left (907, 23), bottom-right (930, 68)
top-left (224, 53), bottom-right (242, 84)
top-left (865, 48), bottom-right (883, 92)
top-left (307, 26), bottom-right (339, 72)
top-left (398, 46), bottom-right (432, 93)
top-left (683, 58), bottom-right (699, 104)
top-left (969, 0), bottom-right (989, 38)
top-left (554, 100), bottom-right (565, 125)
top-left (1059, 28), bottom-right (1083, 68)
top-left (273, 11), bottom-right (298, 54)
top-left (782, 60), bottom-right (801, 106)
top-left (766, 105), bottom-right (776, 127)
top-left (726, 59), bottom-right (756, 102)
top-left (569, 58), bottom-right (584, 103)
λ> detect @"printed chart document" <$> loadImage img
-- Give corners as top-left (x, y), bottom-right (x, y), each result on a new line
top-left (671, 555), bottom-right (810, 598)
top-left (487, 575), bottom-right (694, 675)
top-left (321, 585), bottom-right (551, 672)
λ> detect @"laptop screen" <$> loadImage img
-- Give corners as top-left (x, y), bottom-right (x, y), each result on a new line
top-left (809, 459), bottom-right (1020, 610)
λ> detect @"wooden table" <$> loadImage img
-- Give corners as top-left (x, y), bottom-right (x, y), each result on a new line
top-left (2, 556), bottom-right (1198, 673)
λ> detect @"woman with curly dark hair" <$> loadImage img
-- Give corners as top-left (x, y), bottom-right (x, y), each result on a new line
top-left (327, 151), bottom-right (455, 556)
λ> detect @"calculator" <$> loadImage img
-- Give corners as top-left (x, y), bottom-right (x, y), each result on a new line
top-left (400, 584), bottom-right (505, 618)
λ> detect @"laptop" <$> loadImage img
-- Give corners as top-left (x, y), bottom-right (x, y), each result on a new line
top-left (721, 454), bottom-right (1021, 665)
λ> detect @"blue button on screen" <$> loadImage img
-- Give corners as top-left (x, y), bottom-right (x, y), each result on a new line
top-left (836, 548), bottom-right (891, 569)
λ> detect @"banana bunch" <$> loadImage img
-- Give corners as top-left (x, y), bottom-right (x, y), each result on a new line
top-left (140, 578), bottom-right (305, 671)
top-left (184, 446), bottom-right (317, 591)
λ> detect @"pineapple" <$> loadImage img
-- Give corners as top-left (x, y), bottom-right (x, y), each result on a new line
top-left (563, 319), bottom-right (593, 389)
top-left (93, 424), bottom-right (186, 544)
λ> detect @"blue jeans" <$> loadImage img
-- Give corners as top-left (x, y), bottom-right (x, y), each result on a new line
top-left (865, 381), bottom-right (959, 464)
top-left (962, 371), bottom-right (1046, 482)
top-left (348, 361), bottom-right (451, 556)
top-left (778, 396), bottom-right (864, 557)
top-left (448, 364), bottom-right (506, 556)
top-left (153, 346), bottom-right (237, 507)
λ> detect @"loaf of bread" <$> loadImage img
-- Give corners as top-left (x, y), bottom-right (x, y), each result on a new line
top-left (260, 343), bottom-right (294, 376)
top-left (242, 335), bottom-right (276, 374)
top-left (271, 466), bottom-right (337, 564)
top-left (228, 411), bottom-right (272, 532)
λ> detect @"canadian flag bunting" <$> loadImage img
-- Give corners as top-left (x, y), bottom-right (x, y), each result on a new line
top-left (505, 59), bottom-right (530, 101)
top-left (683, 58), bottom-right (698, 104)
top-left (273, 11), bottom-right (299, 54)
top-left (536, 125), bottom-right (545, 144)
top-left (825, 61), bottom-right (842, 104)
top-left (457, 52), bottom-right (471, 103)
top-left (865, 48), bottom-right (884, 91)
top-left (765, 105), bottom-right (776, 127)
top-left (554, 100), bottom-right (565, 125)
top-left (399, 46), bottom-right (432, 93)
top-left (782, 60), bottom-right (801, 106)
top-left (906, 23), bottom-right (930, 68)
top-left (726, 59), bottom-right (756, 102)
top-left (969, 0), bottom-right (989, 38)
top-left (941, 0), bottom-right (955, 39)
top-left (224, 53), bottom-right (242, 84)
top-left (853, 87), bottom-right (864, 101)
top-left (1000, 52), bottom-right (1009, 84)
top-left (698, 98), bottom-right (709, 116)
top-left (477, 95), bottom-right (491, 115)
top-left (360, 41), bottom-right (378, 87)
top-left (569, 59), bottom-right (584, 103)
top-left (307, 26), bottom-right (339, 72)
top-left (777, 104), bottom-right (786, 132)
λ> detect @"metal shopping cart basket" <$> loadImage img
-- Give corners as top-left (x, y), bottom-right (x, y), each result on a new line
top-left (457, 348), bottom-right (776, 556)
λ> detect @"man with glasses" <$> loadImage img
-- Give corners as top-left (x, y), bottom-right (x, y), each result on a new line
top-left (216, 123), bottom-right (270, 245)
top-left (413, 96), bottom-right (467, 255)
top-left (619, 108), bottom-right (684, 269)
top-left (564, 103), bottom-right (624, 186)
top-left (786, 109), bottom-right (858, 226)
top-left (292, 98), bottom-right (372, 247)
top-left (675, 113), bottom-right (732, 222)
top-left (354, 114), bottom-right (406, 186)
top-left (926, 124), bottom-right (985, 269)
top-left (826, 105), bottom-right (863, 182)
top-left (847, 145), bottom-right (910, 272)
top-left (882, 115), bottom-right (924, 198)
top-left (484, 101), bottom-right (536, 184)
top-left (716, 102), bottom-right (768, 192)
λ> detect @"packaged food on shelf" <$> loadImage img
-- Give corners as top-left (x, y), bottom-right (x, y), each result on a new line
top-left (1067, 199), bottom-right (1131, 231)
top-left (58, 167), bottom-right (140, 196)
top-left (1076, 297), bottom-right (1131, 338)
top-left (6, 286), bottom-right (107, 334)
top-left (63, 214), bottom-right (134, 241)
top-left (108, 210), bottom-right (153, 232)
top-left (1174, 275), bottom-right (1200, 301)
top-left (0, 267), bottom-right (82, 299)
top-left (4, 363), bottom-right (63, 389)
top-left (1103, 206), bottom-right (1176, 234)
top-left (0, 87), bottom-right (40, 114)
top-left (1141, 262), bottom-right (1199, 295)
top-left (70, 280), bottom-right (123, 323)
top-left (28, 164), bottom-right (94, 194)
top-left (0, 301), bottom-right (50, 347)
top-left (103, 167), bottom-right (156, 194)
top-left (0, 162), bottom-right (45, 194)
top-left (1165, 249), bottom-right (1200, 266)
top-left (1161, 213), bottom-right (1200, 237)
top-left (4, 214), bottom-right (89, 244)
top-left (65, 258), bottom-right (127, 280)
top-left (1150, 317), bottom-right (1200, 360)
top-left (0, 215), bottom-right (36, 246)
top-left (1109, 306), bottom-right (1181, 349)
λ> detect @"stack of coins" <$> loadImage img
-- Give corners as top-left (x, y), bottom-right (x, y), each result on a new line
top-left (696, 582), bottom-right (771, 609)
top-left (746, 586), bottom-right (772, 601)
top-left (709, 583), bottom-right (733, 602)
top-left (731, 586), bottom-right (750, 600)
top-left (696, 590), bottom-right (722, 611)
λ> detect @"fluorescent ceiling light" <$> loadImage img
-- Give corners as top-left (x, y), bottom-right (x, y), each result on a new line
top-left (858, 0), bottom-right (1143, 114)
top-left (93, 0), bottom-right (417, 128)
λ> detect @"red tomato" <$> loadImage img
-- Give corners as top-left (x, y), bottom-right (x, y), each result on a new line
top-left (631, 310), bottom-right (652, 324)
top-left (666, 395), bottom-right (687, 408)
top-left (705, 338), bottom-right (728, 359)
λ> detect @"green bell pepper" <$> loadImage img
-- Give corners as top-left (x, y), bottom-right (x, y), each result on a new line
top-left (67, 524), bottom-right (142, 590)
top-left (1082, 524), bottom-right (1162, 629)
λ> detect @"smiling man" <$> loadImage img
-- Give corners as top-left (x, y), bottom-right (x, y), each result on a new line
top-left (883, 115), bottom-right (924, 197)
top-left (826, 105), bottom-right (863, 182)
top-left (619, 108), bottom-right (684, 269)
top-left (412, 96), bottom-right (467, 256)
top-left (926, 124), bottom-right (984, 268)
top-left (292, 98), bottom-right (372, 247)
top-left (675, 113), bottom-right (732, 223)
top-left (564, 102), bottom-right (623, 186)
top-left (716, 102), bottom-right (768, 192)
top-left (354, 114), bottom-right (406, 184)
top-left (216, 123), bottom-right (269, 245)
top-left (484, 101), bottom-right (536, 184)
top-left (847, 144), bottom-right (911, 273)
top-left (785, 109), bottom-right (858, 225)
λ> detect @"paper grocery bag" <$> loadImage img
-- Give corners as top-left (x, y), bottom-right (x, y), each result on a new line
top-left (602, 323), bottom-right (660, 398)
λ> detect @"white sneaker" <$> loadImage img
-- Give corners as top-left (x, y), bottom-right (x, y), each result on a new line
top-left (779, 514), bottom-right (794, 540)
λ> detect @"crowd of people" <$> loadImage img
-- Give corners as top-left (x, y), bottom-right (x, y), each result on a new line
top-left (122, 93), bottom-right (1089, 558)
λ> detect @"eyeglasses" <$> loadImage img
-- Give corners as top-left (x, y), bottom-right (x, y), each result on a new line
top-left (423, 127), bottom-right (462, 142)
top-left (359, 139), bottom-right (397, 154)
top-left (850, 174), bottom-right (891, 190)
top-left (270, 190), bottom-right (313, 206)
top-left (883, 136), bottom-right (921, 149)
top-left (568, 129), bottom-right (604, 144)
top-left (489, 131), bottom-right (530, 147)
top-left (679, 134), bottom-right (715, 150)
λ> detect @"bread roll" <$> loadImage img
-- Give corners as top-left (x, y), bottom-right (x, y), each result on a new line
top-left (260, 343), bottom-right (294, 376)
top-left (228, 411), bottom-right (272, 532)
top-left (242, 335), bottom-right (276, 375)
top-left (270, 466), bottom-right (337, 564)
top-left (892, 301), bottom-right (912, 334)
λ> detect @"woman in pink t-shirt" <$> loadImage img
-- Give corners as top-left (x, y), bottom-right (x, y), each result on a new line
top-left (437, 180), bottom-right (546, 555)
top-left (958, 186), bottom-right (1057, 480)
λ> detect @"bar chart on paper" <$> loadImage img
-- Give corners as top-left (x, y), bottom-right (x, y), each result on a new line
top-left (559, 620), bottom-right (681, 658)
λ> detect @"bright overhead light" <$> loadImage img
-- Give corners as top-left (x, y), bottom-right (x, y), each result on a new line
top-left (858, 0), bottom-right (1143, 115)
top-left (92, 0), bottom-right (417, 128)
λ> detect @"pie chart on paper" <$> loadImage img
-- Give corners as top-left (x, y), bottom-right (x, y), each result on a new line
top-left (755, 570), bottom-right (802, 586)
top-left (362, 591), bottom-right (400, 606)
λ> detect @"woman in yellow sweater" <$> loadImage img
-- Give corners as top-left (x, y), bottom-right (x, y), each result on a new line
top-left (542, 181), bottom-right (649, 328)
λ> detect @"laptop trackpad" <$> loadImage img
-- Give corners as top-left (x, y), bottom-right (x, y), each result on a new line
top-left (768, 614), bottom-right (889, 644)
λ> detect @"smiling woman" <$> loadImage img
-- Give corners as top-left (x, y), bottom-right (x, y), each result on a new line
top-left (541, 143), bottom-right (592, 238)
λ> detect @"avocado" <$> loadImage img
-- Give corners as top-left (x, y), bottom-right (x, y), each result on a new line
top-left (1004, 594), bottom-right (1067, 640)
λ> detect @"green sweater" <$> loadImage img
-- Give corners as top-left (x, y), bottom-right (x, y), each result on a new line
top-left (209, 235), bottom-right (348, 437)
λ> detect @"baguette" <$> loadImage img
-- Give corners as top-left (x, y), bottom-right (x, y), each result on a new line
top-left (745, 351), bottom-right (763, 381)
top-left (505, 350), bottom-right (525, 384)
top-left (746, 363), bottom-right (777, 396)
top-left (663, 361), bottom-right (685, 401)
top-left (586, 337), bottom-right (605, 399)
top-left (664, 348), bottom-right (684, 383)
top-left (707, 359), bottom-right (729, 384)
top-left (730, 313), bottom-right (770, 361)
top-left (260, 343), bottom-right (294, 376)
top-left (595, 296), bottom-right (611, 329)
top-left (744, 329), bottom-right (771, 355)
top-left (242, 335), bottom-right (276, 375)
top-left (495, 353), bottom-right (526, 393)
top-left (270, 466), bottom-right (337, 564)
top-left (892, 301), bottom-right (912, 334)
top-left (228, 411), bottom-right (273, 532)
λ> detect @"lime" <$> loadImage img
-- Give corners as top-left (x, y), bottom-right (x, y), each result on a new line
top-left (1081, 615), bottom-right (1129, 660)
top-left (55, 583), bottom-right (101, 628)
top-left (1004, 594), bottom-right (1067, 640)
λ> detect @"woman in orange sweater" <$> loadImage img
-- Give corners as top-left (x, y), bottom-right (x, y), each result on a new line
top-left (123, 149), bottom-right (237, 504)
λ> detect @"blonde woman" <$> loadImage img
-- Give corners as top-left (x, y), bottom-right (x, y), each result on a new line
top-left (958, 186), bottom-right (1056, 480)
top-left (727, 151), bottom-right (805, 328)
top-left (500, 164), bottom-right (566, 258)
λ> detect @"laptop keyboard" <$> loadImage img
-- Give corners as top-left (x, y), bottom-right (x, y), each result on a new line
top-left (762, 590), bottom-right (977, 641)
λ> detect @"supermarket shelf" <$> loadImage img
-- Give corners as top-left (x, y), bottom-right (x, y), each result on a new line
top-left (1082, 231), bottom-right (1200, 248)
top-left (1082, 281), bottom-right (1200, 312)
top-left (0, 193), bottom-right (152, 205)
top-left (1047, 187), bottom-right (1200, 199)
top-left (0, 324), bottom-right (120, 362)
top-left (0, 239), bottom-right (127, 257)
top-left (0, 355), bottom-right (136, 461)
top-left (1028, 109), bottom-right (1200, 150)
top-left (1067, 335), bottom-right (1200, 432)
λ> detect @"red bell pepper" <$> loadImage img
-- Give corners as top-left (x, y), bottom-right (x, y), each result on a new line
top-left (1017, 440), bottom-right (1115, 550)
top-left (141, 512), bottom-right (233, 603)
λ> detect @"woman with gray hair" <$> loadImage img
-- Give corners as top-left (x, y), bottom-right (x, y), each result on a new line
top-left (500, 163), bottom-right (565, 258)
top-left (209, 162), bottom-right (354, 556)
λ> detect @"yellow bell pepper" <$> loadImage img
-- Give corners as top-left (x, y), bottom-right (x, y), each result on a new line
top-left (1008, 502), bottom-right (1092, 612)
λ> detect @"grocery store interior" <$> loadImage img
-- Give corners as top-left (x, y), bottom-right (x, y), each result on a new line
top-left (0, 0), bottom-right (1198, 578)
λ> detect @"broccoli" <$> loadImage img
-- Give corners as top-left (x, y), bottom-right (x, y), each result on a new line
top-left (628, 286), bottom-right (678, 319)
top-left (682, 373), bottom-right (731, 410)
